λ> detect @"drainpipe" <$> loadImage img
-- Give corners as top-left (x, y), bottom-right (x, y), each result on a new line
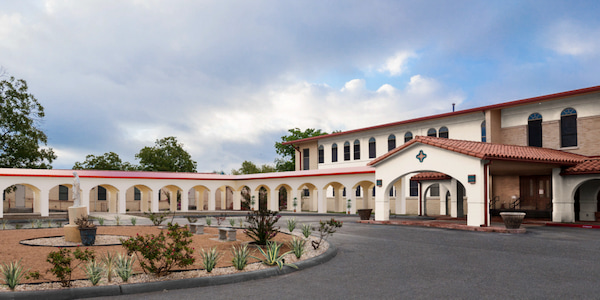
top-left (483, 160), bottom-right (492, 227)
top-left (418, 181), bottom-right (422, 216)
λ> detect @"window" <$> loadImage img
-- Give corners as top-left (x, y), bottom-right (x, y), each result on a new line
top-left (59, 185), bottom-right (69, 201)
top-left (561, 108), bottom-right (577, 147)
top-left (318, 145), bottom-right (324, 164)
top-left (368, 137), bottom-right (376, 158)
top-left (343, 187), bottom-right (346, 197)
top-left (332, 143), bottom-right (338, 162)
top-left (388, 134), bottom-right (396, 151)
top-left (439, 127), bottom-right (449, 138)
top-left (344, 142), bottom-right (350, 161)
top-left (303, 189), bottom-right (310, 197)
top-left (372, 187), bottom-right (376, 197)
top-left (355, 186), bottom-right (362, 197)
top-left (354, 140), bottom-right (360, 160)
top-left (389, 186), bottom-right (395, 197)
top-left (303, 149), bottom-right (310, 170)
top-left (528, 113), bottom-right (542, 147)
top-left (481, 121), bottom-right (486, 142)
top-left (427, 128), bottom-right (437, 137)
top-left (430, 184), bottom-right (439, 197)
top-left (409, 180), bottom-right (418, 197)
top-left (98, 186), bottom-right (107, 201)
top-left (404, 132), bottom-right (413, 143)
top-left (134, 187), bottom-right (141, 201)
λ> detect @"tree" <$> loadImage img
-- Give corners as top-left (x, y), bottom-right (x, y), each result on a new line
top-left (73, 152), bottom-right (139, 170)
top-left (231, 160), bottom-right (275, 175)
top-left (0, 75), bottom-right (56, 168)
top-left (274, 128), bottom-right (327, 172)
top-left (135, 136), bottom-right (197, 172)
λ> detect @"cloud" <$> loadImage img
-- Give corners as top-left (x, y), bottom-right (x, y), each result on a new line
top-left (378, 51), bottom-right (416, 76)
top-left (545, 20), bottom-right (600, 56)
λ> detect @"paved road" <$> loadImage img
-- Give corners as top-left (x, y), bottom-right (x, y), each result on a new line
top-left (94, 215), bottom-right (600, 299)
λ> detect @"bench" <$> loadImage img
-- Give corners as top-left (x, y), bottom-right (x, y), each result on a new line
top-left (189, 223), bottom-right (204, 234)
top-left (218, 227), bottom-right (237, 241)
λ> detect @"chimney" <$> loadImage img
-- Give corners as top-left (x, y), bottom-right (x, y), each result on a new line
top-left (452, 103), bottom-right (456, 112)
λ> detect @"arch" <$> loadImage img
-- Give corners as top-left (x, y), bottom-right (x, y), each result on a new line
top-left (354, 139), bottom-right (361, 160)
top-left (275, 184), bottom-right (292, 211)
top-left (353, 180), bottom-right (376, 210)
top-left (89, 184), bottom-right (119, 213)
top-left (404, 132), bottom-right (413, 143)
top-left (255, 185), bottom-right (271, 211)
top-left (561, 107), bottom-right (577, 147)
top-left (159, 185), bottom-right (183, 211)
top-left (189, 185), bottom-right (210, 211)
top-left (238, 185), bottom-right (251, 211)
top-left (427, 128), bottom-right (437, 137)
top-left (125, 184), bottom-right (153, 213)
top-left (388, 134), bottom-right (396, 151)
top-left (368, 137), bottom-right (376, 158)
top-left (297, 183), bottom-right (318, 212)
top-left (215, 185), bottom-right (234, 210)
top-left (324, 181), bottom-right (346, 213)
top-left (528, 113), bottom-right (543, 147)
top-left (331, 143), bottom-right (338, 162)
top-left (3, 184), bottom-right (41, 214)
top-left (571, 179), bottom-right (600, 221)
top-left (438, 126), bottom-right (449, 138)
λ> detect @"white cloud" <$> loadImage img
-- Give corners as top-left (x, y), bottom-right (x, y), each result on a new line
top-left (378, 51), bottom-right (416, 76)
top-left (546, 20), bottom-right (600, 56)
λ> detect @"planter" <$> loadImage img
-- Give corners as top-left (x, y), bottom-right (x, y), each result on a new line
top-left (79, 227), bottom-right (97, 246)
top-left (499, 212), bottom-right (526, 229)
top-left (357, 209), bottom-right (373, 220)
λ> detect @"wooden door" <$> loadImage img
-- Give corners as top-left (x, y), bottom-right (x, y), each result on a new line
top-left (519, 176), bottom-right (552, 211)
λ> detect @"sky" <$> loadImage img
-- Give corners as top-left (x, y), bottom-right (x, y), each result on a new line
top-left (1, 0), bottom-right (599, 173)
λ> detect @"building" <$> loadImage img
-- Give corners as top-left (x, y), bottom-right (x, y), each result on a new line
top-left (2, 86), bottom-right (600, 227)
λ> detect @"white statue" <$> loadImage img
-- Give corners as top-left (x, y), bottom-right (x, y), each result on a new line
top-left (73, 171), bottom-right (81, 207)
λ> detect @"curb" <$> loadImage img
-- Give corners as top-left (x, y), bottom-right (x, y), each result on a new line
top-left (0, 243), bottom-right (338, 300)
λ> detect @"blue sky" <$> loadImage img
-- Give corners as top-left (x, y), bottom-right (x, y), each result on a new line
top-left (1, 0), bottom-right (599, 172)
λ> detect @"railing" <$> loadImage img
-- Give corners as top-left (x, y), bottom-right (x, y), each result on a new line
top-left (510, 197), bottom-right (520, 209)
top-left (489, 196), bottom-right (499, 209)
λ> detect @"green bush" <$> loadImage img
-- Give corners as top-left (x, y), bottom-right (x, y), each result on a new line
top-left (251, 241), bottom-right (297, 270)
top-left (144, 211), bottom-right (169, 226)
top-left (0, 259), bottom-right (28, 290)
top-left (231, 244), bottom-right (250, 270)
top-left (287, 218), bottom-right (297, 232)
top-left (121, 222), bottom-right (195, 276)
top-left (101, 252), bottom-right (117, 283)
top-left (311, 218), bottom-right (343, 250)
top-left (289, 237), bottom-right (306, 259)
top-left (130, 217), bottom-right (137, 226)
top-left (301, 223), bottom-right (312, 238)
top-left (47, 247), bottom-right (95, 287)
top-left (200, 247), bottom-right (221, 273)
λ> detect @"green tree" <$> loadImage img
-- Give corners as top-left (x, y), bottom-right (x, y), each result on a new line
top-left (73, 152), bottom-right (139, 170)
top-left (274, 128), bottom-right (327, 172)
top-left (135, 136), bottom-right (197, 172)
top-left (0, 75), bottom-right (56, 168)
top-left (231, 160), bottom-right (275, 175)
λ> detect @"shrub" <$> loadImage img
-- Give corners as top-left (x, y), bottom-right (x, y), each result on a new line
top-left (244, 209), bottom-right (281, 245)
top-left (121, 222), bottom-right (195, 276)
top-left (311, 218), bottom-right (343, 250)
top-left (251, 241), bottom-right (297, 270)
top-left (0, 259), bottom-right (28, 290)
top-left (97, 217), bottom-right (105, 226)
top-left (301, 223), bottom-right (312, 238)
top-left (34, 219), bottom-right (43, 229)
top-left (144, 211), bottom-right (169, 226)
top-left (289, 237), bottom-right (306, 259)
top-left (200, 247), bottom-right (221, 273)
top-left (115, 253), bottom-right (136, 282)
top-left (205, 217), bottom-right (212, 226)
top-left (47, 247), bottom-right (95, 287)
top-left (130, 217), bottom-right (137, 226)
top-left (75, 216), bottom-right (96, 229)
top-left (231, 244), bottom-right (250, 270)
top-left (83, 260), bottom-right (103, 286)
top-left (287, 218), bottom-right (297, 232)
top-left (229, 218), bottom-right (236, 227)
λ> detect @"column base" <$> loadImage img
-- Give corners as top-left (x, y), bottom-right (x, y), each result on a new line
top-left (64, 224), bottom-right (81, 243)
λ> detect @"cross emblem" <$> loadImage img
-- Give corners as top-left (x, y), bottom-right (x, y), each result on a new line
top-left (416, 150), bottom-right (427, 163)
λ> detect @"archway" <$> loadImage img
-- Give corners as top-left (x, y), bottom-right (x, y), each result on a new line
top-left (215, 186), bottom-right (234, 210)
top-left (573, 179), bottom-right (600, 221)
top-left (159, 185), bottom-right (183, 211)
top-left (256, 185), bottom-right (270, 211)
top-left (189, 185), bottom-right (210, 211)
top-left (3, 184), bottom-right (40, 214)
top-left (324, 182), bottom-right (346, 213)
top-left (126, 185), bottom-right (152, 213)
top-left (276, 184), bottom-right (292, 211)
top-left (90, 184), bottom-right (119, 213)
top-left (297, 183), bottom-right (317, 212)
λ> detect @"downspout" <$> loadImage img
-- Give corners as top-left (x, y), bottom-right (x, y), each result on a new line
top-left (418, 181), bottom-right (422, 216)
top-left (483, 160), bottom-right (492, 227)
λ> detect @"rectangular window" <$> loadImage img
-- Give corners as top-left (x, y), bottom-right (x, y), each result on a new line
top-left (59, 185), bottom-right (69, 201)
top-left (332, 146), bottom-right (338, 162)
top-left (528, 119), bottom-right (542, 147)
top-left (303, 149), bottom-right (310, 170)
top-left (561, 115), bottom-right (577, 147)
top-left (409, 180), bottom-right (418, 197)
top-left (354, 143), bottom-right (360, 160)
top-left (389, 187), bottom-right (395, 197)
top-left (134, 187), bottom-right (141, 201)
top-left (369, 141), bottom-right (376, 158)
top-left (303, 189), bottom-right (310, 197)
top-left (372, 187), bottom-right (375, 197)
top-left (344, 144), bottom-right (350, 161)
top-left (318, 147), bottom-right (324, 164)
top-left (388, 139), bottom-right (396, 151)
top-left (355, 186), bottom-right (361, 197)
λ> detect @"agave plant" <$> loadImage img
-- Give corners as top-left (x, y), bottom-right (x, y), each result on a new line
top-left (289, 237), bottom-right (306, 259)
top-left (0, 259), bottom-right (28, 290)
top-left (231, 244), bottom-right (250, 270)
top-left (115, 253), bottom-right (136, 282)
top-left (251, 241), bottom-right (297, 270)
top-left (200, 247), bottom-right (221, 273)
top-left (130, 217), bottom-right (137, 226)
top-left (101, 252), bottom-right (117, 282)
top-left (301, 223), bottom-right (312, 238)
top-left (287, 218), bottom-right (297, 232)
top-left (229, 218), bottom-right (236, 227)
top-left (83, 260), bottom-right (104, 286)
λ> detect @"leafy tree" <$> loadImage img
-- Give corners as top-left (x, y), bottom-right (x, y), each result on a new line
top-left (274, 128), bottom-right (327, 172)
top-left (231, 160), bottom-right (275, 175)
top-left (73, 152), bottom-right (139, 170)
top-left (135, 136), bottom-right (197, 172)
top-left (0, 75), bottom-right (56, 168)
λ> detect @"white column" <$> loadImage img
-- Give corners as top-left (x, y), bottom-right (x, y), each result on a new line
top-left (208, 190), bottom-right (216, 211)
top-left (118, 190), bottom-right (126, 214)
top-left (552, 168), bottom-right (574, 222)
top-left (151, 189), bottom-right (159, 212)
top-left (233, 190), bottom-right (241, 210)
top-left (40, 187), bottom-right (50, 217)
top-left (439, 183), bottom-right (448, 216)
top-left (318, 189), bottom-right (326, 213)
top-left (270, 189), bottom-right (279, 211)
top-left (450, 178), bottom-right (458, 218)
top-left (397, 179), bottom-right (406, 215)
top-left (181, 189), bottom-right (189, 212)
top-left (375, 182), bottom-right (389, 221)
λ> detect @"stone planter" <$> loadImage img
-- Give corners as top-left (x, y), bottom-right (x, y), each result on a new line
top-left (79, 227), bottom-right (97, 246)
top-left (357, 209), bottom-right (373, 220)
top-left (500, 212), bottom-right (526, 229)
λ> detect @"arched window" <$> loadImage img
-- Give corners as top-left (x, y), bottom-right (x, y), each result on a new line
top-left (528, 113), bottom-right (542, 147)
top-left (318, 145), bottom-right (324, 164)
top-left (439, 126), bottom-right (449, 138)
top-left (404, 132), bottom-right (413, 143)
top-left (344, 142), bottom-right (350, 161)
top-left (134, 187), bottom-right (141, 201)
top-left (427, 128), bottom-right (437, 137)
top-left (481, 121), bottom-right (486, 142)
top-left (561, 108), bottom-right (577, 147)
top-left (355, 186), bottom-right (362, 197)
top-left (59, 185), bottom-right (69, 201)
top-left (368, 137), bottom-right (376, 158)
top-left (98, 186), bottom-right (107, 201)
top-left (388, 134), bottom-right (396, 151)
top-left (332, 143), bottom-right (338, 162)
top-left (354, 140), bottom-right (361, 160)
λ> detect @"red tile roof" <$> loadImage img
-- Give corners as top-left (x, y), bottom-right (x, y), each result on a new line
top-left (562, 159), bottom-right (600, 175)
top-left (368, 136), bottom-right (588, 166)
top-left (283, 85), bottom-right (600, 146)
top-left (410, 172), bottom-right (451, 181)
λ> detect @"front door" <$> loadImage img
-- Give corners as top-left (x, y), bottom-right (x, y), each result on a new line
top-left (519, 176), bottom-right (552, 211)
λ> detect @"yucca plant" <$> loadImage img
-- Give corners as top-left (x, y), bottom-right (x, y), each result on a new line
top-left (231, 244), bottom-right (250, 270)
top-left (289, 237), bottom-right (306, 259)
top-left (0, 259), bottom-right (28, 290)
top-left (83, 260), bottom-right (103, 286)
top-left (130, 217), bottom-right (137, 226)
top-left (1, 219), bottom-right (8, 230)
top-left (287, 218), bottom-right (297, 232)
top-left (34, 219), bottom-right (43, 229)
top-left (251, 241), bottom-right (297, 270)
top-left (205, 217), bottom-right (212, 226)
top-left (229, 218), bottom-right (236, 227)
top-left (97, 217), bottom-right (105, 226)
top-left (301, 223), bottom-right (312, 238)
top-left (200, 247), bottom-right (221, 273)
top-left (114, 215), bottom-right (121, 226)
top-left (46, 219), bottom-right (53, 228)
top-left (101, 252), bottom-right (117, 282)
top-left (28, 219), bottom-right (35, 229)
top-left (237, 218), bottom-right (244, 228)
top-left (115, 253), bottom-right (136, 282)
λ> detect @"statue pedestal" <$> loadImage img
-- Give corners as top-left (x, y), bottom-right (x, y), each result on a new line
top-left (64, 206), bottom-right (88, 243)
